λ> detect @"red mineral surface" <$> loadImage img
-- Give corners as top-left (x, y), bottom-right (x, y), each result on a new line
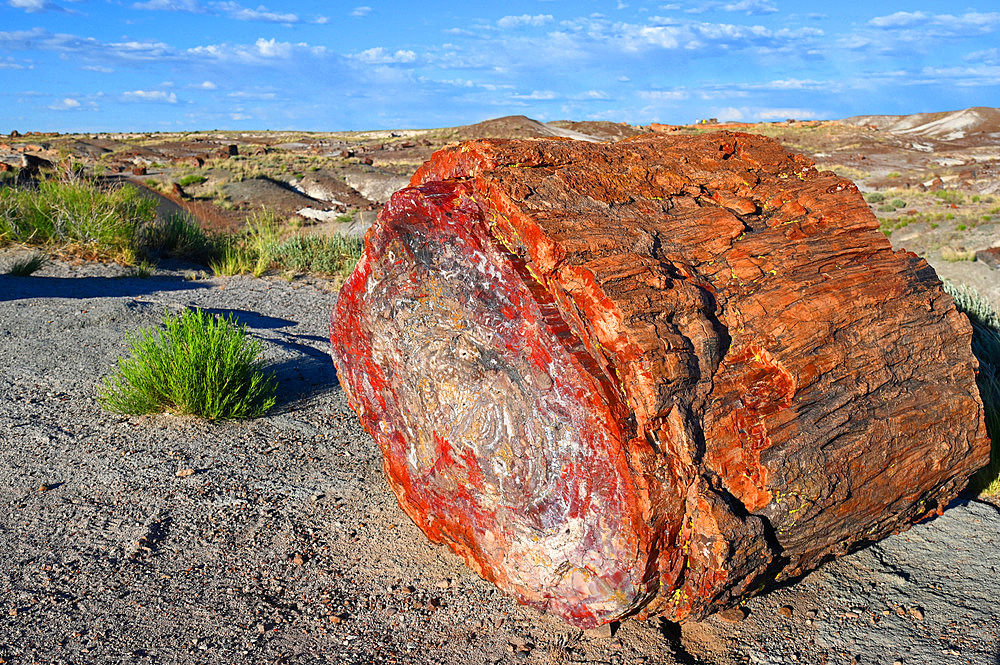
top-left (329, 132), bottom-right (989, 628)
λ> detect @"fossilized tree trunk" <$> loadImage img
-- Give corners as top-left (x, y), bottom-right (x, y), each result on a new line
top-left (329, 132), bottom-right (989, 628)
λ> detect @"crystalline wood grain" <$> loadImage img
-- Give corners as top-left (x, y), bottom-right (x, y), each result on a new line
top-left (329, 132), bottom-right (989, 628)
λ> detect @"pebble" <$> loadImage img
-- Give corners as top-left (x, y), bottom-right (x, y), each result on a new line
top-left (37, 484), bottom-right (50, 492)
top-left (907, 606), bottom-right (924, 621)
top-left (176, 468), bottom-right (195, 478)
top-left (778, 605), bottom-right (793, 618)
top-left (583, 624), bottom-right (614, 639)
top-left (717, 607), bottom-right (749, 623)
top-left (291, 554), bottom-right (305, 566)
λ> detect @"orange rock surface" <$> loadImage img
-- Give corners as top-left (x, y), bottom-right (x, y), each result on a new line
top-left (329, 132), bottom-right (989, 627)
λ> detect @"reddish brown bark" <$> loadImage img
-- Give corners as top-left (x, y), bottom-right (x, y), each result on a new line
top-left (329, 132), bottom-right (989, 628)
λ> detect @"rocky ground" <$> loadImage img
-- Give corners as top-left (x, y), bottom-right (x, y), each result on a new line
top-left (2, 109), bottom-right (1000, 664)
top-left (1, 253), bottom-right (998, 665)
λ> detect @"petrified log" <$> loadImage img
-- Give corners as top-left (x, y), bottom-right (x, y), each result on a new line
top-left (329, 132), bottom-right (989, 628)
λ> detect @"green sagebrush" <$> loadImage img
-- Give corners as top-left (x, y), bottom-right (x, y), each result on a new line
top-left (945, 282), bottom-right (1000, 496)
top-left (98, 308), bottom-right (277, 420)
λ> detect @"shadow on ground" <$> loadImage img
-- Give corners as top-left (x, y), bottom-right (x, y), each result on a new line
top-left (0, 274), bottom-right (211, 302)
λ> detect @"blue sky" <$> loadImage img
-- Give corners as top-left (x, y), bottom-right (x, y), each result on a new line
top-left (1, 1), bottom-right (998, 132)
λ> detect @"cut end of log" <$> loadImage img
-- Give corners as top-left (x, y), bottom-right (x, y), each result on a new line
top-left (330, 132), bottom-right (989, 627)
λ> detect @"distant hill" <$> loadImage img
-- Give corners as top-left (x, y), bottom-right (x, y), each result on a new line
top-left (452, 115), bottom-right (642, 143)
top-left (842, 107), bottom-right (1000, 143)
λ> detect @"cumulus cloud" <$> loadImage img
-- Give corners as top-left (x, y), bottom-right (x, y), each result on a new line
top-left (868, 11), bottom-right (1000, 34)
top-left (352, 47), bottom-right (416, 64)
top-left (965, 47), bottom-right (1000, 65)
top-left (214, 2), bottom-right (297, 23)
top-left (685, 0), bottom-right (777, 15)
top-left (8, 0), bottom-right (69, 13)
top-left (132, 0), bottom-right (204, 11)
top-left (188, 37), bottom-right (326, 62)
top-left (49, 97), bottom-right (81, 109)
top-left (195, 80), bottom-right (217, 89)
top-left (497, 14), bottom-right (553, 29)
top-left (639, 89), bottom-right (688, 100)
top-left (122, 89), bottom-right (178, 103)
top-left (351, 6), bottom-right (370, 17)
top-left (511, 90), bottom-right (558, 100)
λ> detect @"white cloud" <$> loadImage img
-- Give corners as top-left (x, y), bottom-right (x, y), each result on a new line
top-left (965, 47), bottom-right (1000, 65)
top-left (214, 2), bottom-right (297, 23)
top-left (132, 0), bottom-right (204, 11)
top-left (352, 47), bottom-right (416, 64)
top-left (639, 89), bottom-right (688, 100)
top-left (123, 90), bottom-right (178, 103)
top-left (868, 11), bottom-right (1000, 33)
top-left (8, 0), bottom-right (68, 13)
top-left (497, 14), bottom-right (553, 29)
top-left (189, 37), bottom-right (326, 62)
top-left (81, 65), bottom-right (113, 72)
top-left (196, 80), bottom-right (216, 89)
top-left (351, 6), bottom-right (370, 17)
top-left (230, 113), bottom-right (251, 120)
top-left (512, 90), bottom-right (558, 100)
top-left (49, 97), bottom-right (80, 109)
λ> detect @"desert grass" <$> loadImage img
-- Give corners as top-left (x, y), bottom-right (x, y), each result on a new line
top-left (208, 210), bottom-right (362, 278)
top-left (98, 307), bottom-right (277, 420)
top-left (7, 252), bottom-right (46, 276)
top-left (0, 177), bottom-right (158, 261)
top-left (945, 282), bottom-right (1000, 496)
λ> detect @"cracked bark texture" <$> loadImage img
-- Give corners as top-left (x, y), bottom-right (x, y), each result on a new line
top-left (329, 132), bottom-right (990, 628)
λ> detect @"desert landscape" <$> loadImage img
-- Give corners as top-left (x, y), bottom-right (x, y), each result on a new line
top-left (2, 109), bottom-right (1000, 664)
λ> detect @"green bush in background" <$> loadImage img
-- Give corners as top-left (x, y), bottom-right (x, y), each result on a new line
top-left (945, 282), bottom-right (1000, 496)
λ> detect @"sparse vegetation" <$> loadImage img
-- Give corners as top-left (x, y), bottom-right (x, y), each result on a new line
top-left (945, 283), bottom-right (1000, 496)
top-left (7, 252), bottom-right (47, 276)
top-left (934, 189), bottom-right (965, 205)
top-left (864, 192), bottom-right (885, 203)
top-left (177, 174), bottom-right (207, 187)
top-left (98, 307), bottom-right (277, 420)
top-left (0, 177), bottom-right (157, 261)
top-left (940, 246), bottom-right (976, 262)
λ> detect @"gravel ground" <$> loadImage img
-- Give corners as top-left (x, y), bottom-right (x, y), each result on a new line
top-left (1, 253), bottom-right (998, 665)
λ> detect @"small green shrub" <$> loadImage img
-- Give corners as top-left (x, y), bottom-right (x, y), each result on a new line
top-left (957, 224), bottom-right (968, 231)
top-left (177, 174), bottom-right (208, 187)
top-left (890, 198), bottom-right (906, 209)
top-left (935, 189), bottom-right (964, 205)
top-left (878, 204), bottom-right (896, 212)
top-left (864, 192), bottom-right (886, 203)
top-left (887, 172), bottom-right (900, 179)
top-left (940, 246), bottom-right (976, 262)
top-left (972, 195), bottom-right (981, 203)
top-left (945, 283), bottom-right (1000, 496)
top-left (7, 252), bottom-right (46, 276)
top-left (98, 308), bottom-right (277, 420)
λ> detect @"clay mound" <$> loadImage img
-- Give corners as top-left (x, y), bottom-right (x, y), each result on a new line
top-left (223, 177), bottom-right (327, 217)
top-left (843, 107), bottom-right (1000, 143)
top-left (455, 115), bottom-right (600, 142)
top-left (547, 120), bottom-right (646, 142)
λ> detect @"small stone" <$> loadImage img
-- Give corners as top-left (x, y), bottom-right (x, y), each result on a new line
top-left (892, 660), bottom-right (902, 665)
top-left (806, 609), bottom-right (818, 619)
top-left (778, 605), bottom-right (793, 618)
top-left (256, 623), bottom-right (266, 634)
top-left (841, 611), bottom-right (859, 619)
top-left (435, 578), bottom-right (452, 589)
top-left (717, 607), bottom-right (749, 623)
top-left (291, 554), bottom-right (306, 566)
top-left (37, 484), bottom-right (50, 492)
top-left (583, 624), bottom-right (614, 639)
top-left (907, 606), bottom-right (924, 621)
top-left (8, 607), bottom-right (17, 617)
top-left (330, 615), bottom-right (341, 624)
top-left (176, 468), bottom-right (195, 478)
